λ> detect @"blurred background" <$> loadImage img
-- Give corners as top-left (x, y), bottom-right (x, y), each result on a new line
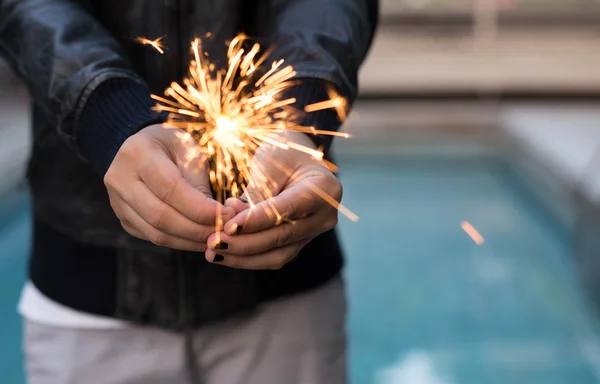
top-left (3, 0), bottom-right (600, 383)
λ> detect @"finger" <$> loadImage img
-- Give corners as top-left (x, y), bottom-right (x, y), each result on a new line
top-left (139, 151), bottom-right (233, 225)
top-left (224, 197), bottom-right (250, 214)
top-left (205, 240), bottom-right (308, 270)
top-left (224, 182), bottom-right (324, 235)
top-left (116, 181), bottom-right (215, 243)
top-left (242, 151), bottom-right (288, 206)
top-left (116, 202), bottom-right (207, 252)
top-left (175, 136), bottom-right (237, 220)
top-left (224, 197), bottom-right (250, 212)
top-left (223, 197), bottom-right (250, 234)
top-left (120, 221), bottom-right (144, 239)
top-left (207, 216), bottom-right (324, 256)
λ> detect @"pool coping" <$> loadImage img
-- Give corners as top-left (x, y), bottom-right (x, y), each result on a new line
top-left (495, 111), bottom-right (600, 313)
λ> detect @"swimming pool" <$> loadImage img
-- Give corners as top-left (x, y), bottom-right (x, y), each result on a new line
top-left (1, 152), bottom-right (599, 383)
top-left (0, 190), bottom-right (29, 384)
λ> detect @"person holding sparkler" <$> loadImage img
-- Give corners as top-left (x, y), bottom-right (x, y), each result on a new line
top-left (0, 0), bottom-right (377, 383)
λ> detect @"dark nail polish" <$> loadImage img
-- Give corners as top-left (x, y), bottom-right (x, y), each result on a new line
top-left (235, 226), bottom-right (243, 234)
top-left (215, 242), bottom-right (229, 250)
top-left (213, 254), bottom-right (224, 262)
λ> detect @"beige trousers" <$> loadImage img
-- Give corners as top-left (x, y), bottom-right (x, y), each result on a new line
top-left (23, 277), bottom-right (346, 384)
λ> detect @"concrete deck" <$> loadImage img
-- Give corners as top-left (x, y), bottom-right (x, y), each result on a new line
top-left (360, 26), bottom-right (600, 95)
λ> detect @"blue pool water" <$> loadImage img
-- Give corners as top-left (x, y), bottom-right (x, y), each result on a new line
top-left (0, 192), bottom-right (29, 384)
top-left (1, 155), bottom-right (600, 383)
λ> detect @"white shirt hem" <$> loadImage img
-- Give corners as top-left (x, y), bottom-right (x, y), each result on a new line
top-left (18, 281), bottom-right (129, 329)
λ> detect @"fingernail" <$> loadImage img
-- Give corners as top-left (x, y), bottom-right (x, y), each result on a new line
top-left (214, 242), bottom-right (228, 250)
top-left (239, 196), bottom-right (248, 203)
top-left (235, 225), bottom-right (243, 234)
top-left (213, 254), bottom-right (224, 262)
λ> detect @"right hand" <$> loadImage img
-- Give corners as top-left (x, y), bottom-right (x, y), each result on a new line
top-left (104, 124), bottom-right (235, 251)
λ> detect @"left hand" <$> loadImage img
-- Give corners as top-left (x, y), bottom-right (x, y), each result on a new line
top-left (204, 131), bottom-right (342, 270)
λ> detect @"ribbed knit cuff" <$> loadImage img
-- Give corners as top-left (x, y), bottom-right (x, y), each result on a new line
top-left (76, 78), bottom-right (166, 175)
top-left (285, 79), bottom-right (345, 154)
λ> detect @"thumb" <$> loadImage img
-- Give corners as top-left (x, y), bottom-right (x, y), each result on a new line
top-left (172, 133), bottom-right (236, 220)
top-left (225, 196), bottom-right (250, 213)
top-left (221, 160), bottom-right (288, 235)
top-left (222, 197), bottom-right (250, 235)
top-left (242, 148), bottom-right (289, 206)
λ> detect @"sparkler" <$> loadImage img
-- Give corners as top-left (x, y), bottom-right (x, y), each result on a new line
top-left (140, 34), bottom-right (358, 231)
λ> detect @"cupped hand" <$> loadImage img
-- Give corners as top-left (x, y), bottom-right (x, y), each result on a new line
top-left (104, 124), bottom-right (235, 251)
top-left (204, 131), bottom-right (342, 269)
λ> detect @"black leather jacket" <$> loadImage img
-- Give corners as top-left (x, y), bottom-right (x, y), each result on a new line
top-left (0, 0), bottom-right (377, 329)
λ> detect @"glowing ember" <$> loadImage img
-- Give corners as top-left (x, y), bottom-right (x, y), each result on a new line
top-left (461, 221), bottom-right (485, 245)
top-left (133, 35), bottom-right (166, 54)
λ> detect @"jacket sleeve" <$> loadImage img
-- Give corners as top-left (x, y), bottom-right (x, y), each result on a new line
top-left (0, 0), bottom-right (163, 175)
top-left (264, 0), bottom-right (378, 153)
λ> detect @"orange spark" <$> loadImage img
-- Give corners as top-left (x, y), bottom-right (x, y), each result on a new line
top-left (330, 88), bottom-right (349, 121)
top-left (134, 35), bottom-right (166, 54)
top-left (305, 86), bottom-right (349, 122)
top-left (461, 221), bottom-right (485, 245)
